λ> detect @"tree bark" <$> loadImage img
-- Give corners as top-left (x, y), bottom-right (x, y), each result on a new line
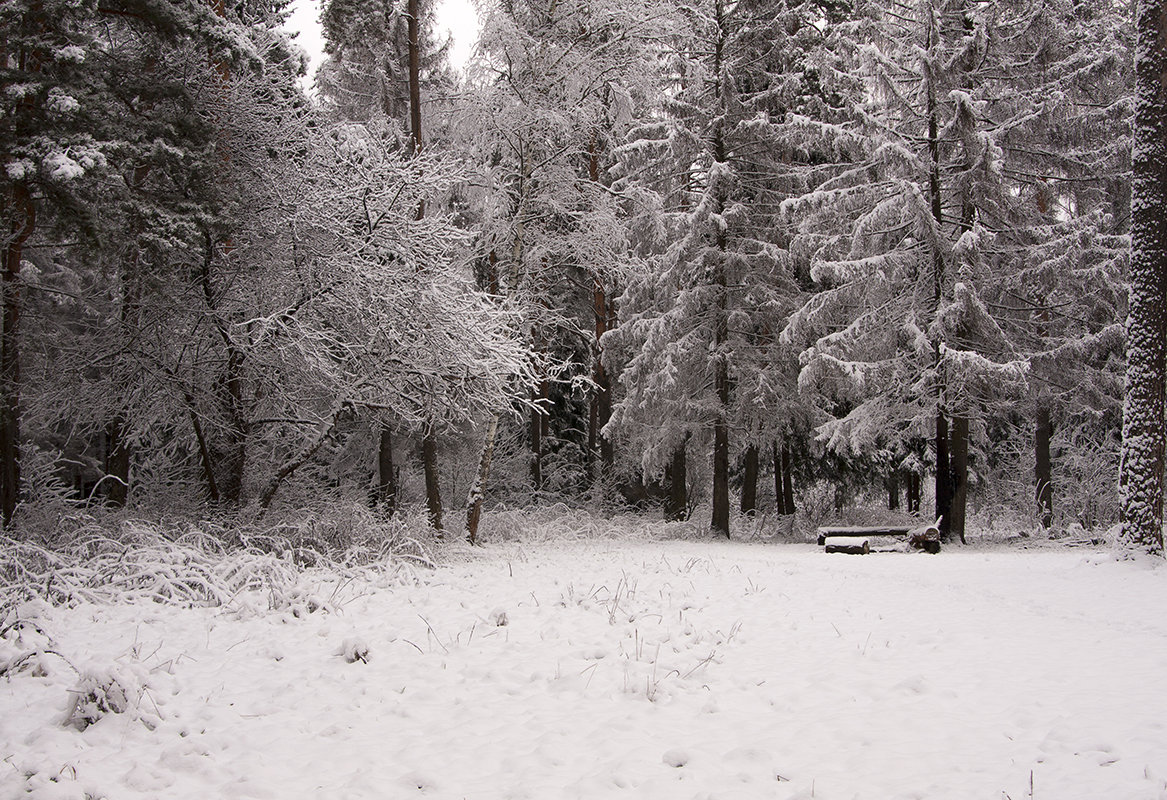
top-left (935, 410), bottom-right (953, 538)
top-left (707, 0), bottom-right (731, 539)
top-left (773, 443), bottom-right (785, 515)
top-left (666, 439), bottom-right (688, 521)
top-left (1, 183), bottom-right (33, 526)
top-left (200, 229), bottom-right (248, 504)
top-left (586, 134), bottom-right (614, 482)
top-left (907, 472), bottom-right (921, 515)
top-left (185, 397), bottom-right (219, 503)
top-left (1121, 0), bottom-right (1167, 553)
top-left (105, 418), bottom-right (131, 507)
top-left (925, 13), bottom-right (955, 542)
top-left (407, 0), bottom-right (423, 158)
top-left (377, 426), bottom-right (397, 516)
top-left (465, 415), bottom-right (499, 544)
top-left (949, 415), bottom-right (969, 544)
top-left (1035, 401), bottom-right (1053, 529)
top-left (530, 385), bottom-right (544, 492)
top-left (888, 471), bottom-right (900, 511)
top-left (422, 431), bottom-right (443, 532)
top-left (712, 364), bottom-right (730, 537)
top-left (740, 444), bottom-right (758, 516)
top-left (782, 444), bottom-right (795, 516)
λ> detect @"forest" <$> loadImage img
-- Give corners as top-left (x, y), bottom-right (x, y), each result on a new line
top-left (9, 3), bottom-right (1167, 797)
top-left (1, 0), bottom-right (1159, 554)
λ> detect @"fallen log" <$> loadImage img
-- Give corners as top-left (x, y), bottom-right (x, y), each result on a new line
top-left (823, 537), bottom-right (870, 555)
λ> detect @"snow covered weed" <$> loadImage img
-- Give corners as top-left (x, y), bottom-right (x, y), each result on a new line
top-left (0, 503), bottom-right (437, 619)
top-left (475, 503), bottom-right (703, 544)
top-left (62, 663), bottom-right (158, 731)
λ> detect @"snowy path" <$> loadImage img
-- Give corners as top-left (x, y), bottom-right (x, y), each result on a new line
top-left (4, 538), bottom-right (1167, 799)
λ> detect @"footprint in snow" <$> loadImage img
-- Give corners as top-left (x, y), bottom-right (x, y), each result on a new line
top-left (663, 748), bottom-right (691, 768)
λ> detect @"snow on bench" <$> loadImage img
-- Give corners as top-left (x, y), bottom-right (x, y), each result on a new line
top-left (817, 519), bottom-right (942, 554)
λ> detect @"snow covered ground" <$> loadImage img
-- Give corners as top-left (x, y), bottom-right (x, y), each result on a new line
top-left (3, 531), bottom-right (1166, 800)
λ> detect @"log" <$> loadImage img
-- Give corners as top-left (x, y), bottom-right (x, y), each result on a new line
top-left (816, 525), bottom-right (911, 545)
top-left (908, 521), bottom-right (941, 554)
top-left (823, 537), bottom-right (870, 555)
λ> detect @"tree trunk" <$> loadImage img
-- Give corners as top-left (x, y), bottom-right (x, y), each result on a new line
top-left (1, 183), bottom-right (33, 526)
top-left (201, 229), bottom-right (248, 504)
top-left (377, 426), bottom-right (397, 516)
top-left (888, 471), bottom-right (900, 511)
top-left (588, 276), bottom-right (614, 482)
top-left (185, 397), bottom-right (219, 503)
top-left (407, 0), bottom-right (423, 157)
top-left (740, 444), bottom-right (758, 516)
top-left (466, 415), bottom-right (499, 544)
top-left (422, 431), bottom-right (443, 533)
top-left (105, 417), bottom-right (131, 507)
top-left (666, 439), bottom-right (688, 521)
top-left (935, 411), bottom-right (953, 539)
top-left (773, 443), bottom-right (785, 515)
top-left (586, 135), bottom-right (614, 483)
top-left (782, 444), bottom-right (795, 516)
top-left (106, 206), bottom-right (147, 508)
top-left (1122, 0), bottom-right (1167, 554)
top-left (1035, 401), bottom-right (1054, 529)
top-left (925, 16), bottom-right (955, 542)
top-left (949, 415), bottom-right (969, 545)
top-left (529, 385), bottom-right (544, 492)
top-left (907, 472), bottom-right (921, 515)
top-left (708, 0), bottom-right (730, 539)
top-left (712, 365), bottom-right (730, 537)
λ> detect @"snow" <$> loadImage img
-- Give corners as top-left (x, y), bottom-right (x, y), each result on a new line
top-left (4, 535), bottom-right (1167, 799)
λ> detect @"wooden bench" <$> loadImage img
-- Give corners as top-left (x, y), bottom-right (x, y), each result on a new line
top-left (817, 519), bottom-right (941, 554)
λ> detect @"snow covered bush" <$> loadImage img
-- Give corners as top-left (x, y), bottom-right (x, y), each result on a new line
top-left (0, 502), bottom-right (436, 619)
top-left (338, 637), bottom-right (371, 663)
top-left (62, 664), bottom-right (154, 731)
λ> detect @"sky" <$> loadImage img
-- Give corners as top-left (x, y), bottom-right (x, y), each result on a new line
top-left (285, 0), bottom-right (480, 88)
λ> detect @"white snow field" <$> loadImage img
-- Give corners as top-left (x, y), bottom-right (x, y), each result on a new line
top-left (4, 533), bottom-right (1167, 800)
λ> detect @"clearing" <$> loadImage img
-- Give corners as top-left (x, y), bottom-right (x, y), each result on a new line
top-left (3, 533), bottom-right (1165, 799)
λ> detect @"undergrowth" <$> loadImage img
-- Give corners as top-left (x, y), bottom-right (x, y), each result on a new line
top-left (0, 501), bottom-right (438, 619)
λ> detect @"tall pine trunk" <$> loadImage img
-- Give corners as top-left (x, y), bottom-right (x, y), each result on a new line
top-left (709, 0), bottom-right (730, 538)
top-left (377, 426), bottom-right (398, 516)
top-left (530, 384), bottom-right (545, 492)
top-left (773, 443), bottom-right (785, 515)
top-left (887, 472), bottom-right (900, 511)
top-left (422, 432), bottom-right (443, 532)
top-left (586, 135), bottom-right (614, 482)
top-left (666, 440), bottom-right (688, 521)
top-left (949, 416), bottom-right (969, 544)
top-left (740, 445), bottom-right (758, 516)
top-left (105, 418), bottom-right (132, 507)
top-left (1, 184), bottom-right (33, 525)
top-left (1035, 401), bottom-right (1053, 529)
top-left (926, 22), bottom-right (954, 540)
top-left (1121, 0), bottom-right (1167, 553)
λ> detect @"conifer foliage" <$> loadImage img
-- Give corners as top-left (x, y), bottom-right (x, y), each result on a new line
top-left (0, 0), bottom-right (1151, 548)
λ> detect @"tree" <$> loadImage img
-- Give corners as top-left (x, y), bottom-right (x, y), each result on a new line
top-left (779, 0), bottom-right (1124, 541)
top-left (609, 0), bottom-right (830, 535)
top-left (1, 0), bottom-right (108, 523)
top-left (1122, 0), bottom-right (1167, 553)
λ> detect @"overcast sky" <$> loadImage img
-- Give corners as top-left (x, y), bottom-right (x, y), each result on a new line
top-left (285, 0), bottom-right (480, 87)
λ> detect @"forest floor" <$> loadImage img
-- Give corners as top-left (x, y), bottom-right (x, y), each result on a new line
top-left (3, 523), bottom-right (1166, 800)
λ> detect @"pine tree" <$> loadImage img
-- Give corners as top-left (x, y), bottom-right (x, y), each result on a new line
top-left (1122, 0), bottom-right (1167, 553)
top-left (609, 0), bottom-right (831, 534)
